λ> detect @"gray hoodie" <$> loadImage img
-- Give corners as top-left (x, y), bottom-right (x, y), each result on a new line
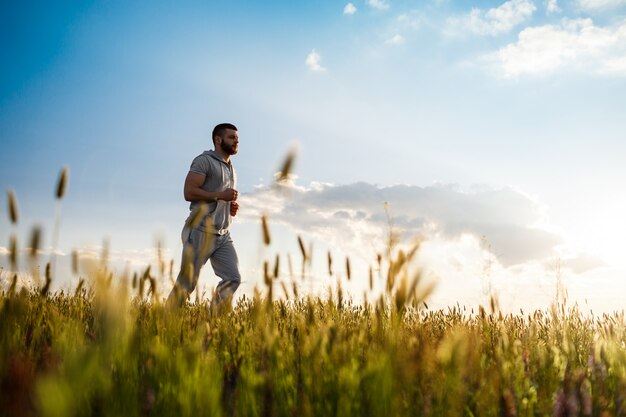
top-left (186, 149), bottom-right (237, 234)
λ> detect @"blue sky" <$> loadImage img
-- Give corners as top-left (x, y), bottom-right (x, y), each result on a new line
top-left (2, 0), bottom-right (626, 311)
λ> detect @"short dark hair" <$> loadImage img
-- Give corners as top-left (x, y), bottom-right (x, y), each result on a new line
top-left (212, 123), bottom-right (237, 145)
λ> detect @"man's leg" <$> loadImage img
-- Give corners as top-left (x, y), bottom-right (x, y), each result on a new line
top-left (167, 227), bottom-right (214, 306)
top-left (209, 233), bottom-right (241, 310)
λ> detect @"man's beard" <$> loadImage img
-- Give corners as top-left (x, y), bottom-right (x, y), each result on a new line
top-left (221, 143), bottom-right (238, 155)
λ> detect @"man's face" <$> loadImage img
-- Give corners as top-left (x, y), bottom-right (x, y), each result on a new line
top-left (217, 129), bottom-right (239, 155)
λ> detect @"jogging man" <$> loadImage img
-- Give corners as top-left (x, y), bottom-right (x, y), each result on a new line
top-left (167, 123), bottom-right (241, 307)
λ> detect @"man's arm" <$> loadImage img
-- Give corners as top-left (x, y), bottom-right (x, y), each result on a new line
top-left (183, 172), bottom-right (238, 202)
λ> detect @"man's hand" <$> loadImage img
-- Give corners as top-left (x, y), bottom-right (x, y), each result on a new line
top-left (230, 201), bottom-right (239, 217)
top-left (220, 188), bottom-right (238, 202)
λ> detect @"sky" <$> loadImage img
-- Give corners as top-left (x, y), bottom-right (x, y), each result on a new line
top-left (1, 0), bottom-right (626, 312)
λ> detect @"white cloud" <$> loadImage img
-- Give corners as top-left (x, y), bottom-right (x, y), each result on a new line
top-left (386, 34), bottom-right (406, 45)
top-left (305, 49), bottom-right (326, 72)
top-left (483, 18), bottom-right (626, 77)
top-left (577, 0), bottom-right (626, 10)
top-left (546, 0), bottom-right (562, 13)
top-left (396, 11), bottom-right (425, 30)
top-left (445, 0), bottom-right (536, 36)
top-left (367, 0), bottom-right (390, 11)
top-left (236, 180), bottom-right (614, 311)
top-left (344, 3), bottom-right (357, 15)
top-left (240, 180), bottom-right (569, 267)
top-left (0, 246), bottom-right (8, 256)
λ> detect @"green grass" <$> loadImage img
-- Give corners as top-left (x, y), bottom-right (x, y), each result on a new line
top-left (4, 166), bottom-right (626, 417)
top-left (2, 280), bottom-right (626, 417)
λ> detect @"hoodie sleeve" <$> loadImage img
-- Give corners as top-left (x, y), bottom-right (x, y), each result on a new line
top-left (189, 154), bottom-right (211, 176)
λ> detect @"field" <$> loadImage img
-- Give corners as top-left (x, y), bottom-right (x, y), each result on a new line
top-left (2, 266), bottom-right (626, 417)
top-left (0, 170), bottom-right (626, 417)
top-left (3, 170), bottom-right (626, 417)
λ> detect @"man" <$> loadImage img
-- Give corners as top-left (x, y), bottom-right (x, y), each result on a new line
top-left (167, 123), bottom-right (241, 308)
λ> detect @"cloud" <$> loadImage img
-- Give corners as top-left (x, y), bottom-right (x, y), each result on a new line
top-left (240, 181), bottom-right (568, 267)
top-left (0, 246), bottom-right (8, 256)
top-left (367, 0), bottom-right (390, 11)
top-left (546, 0), bottom-right (562, 13)
top-left (344, 3), bottom-right (357, 15)
top-left (386, 34), bottom-right (406, 45)
top-left (396, 11), bottom-right (425, 30)
top-left (305, 49), bottom-right (326, 72)
top-left (561, 253), bottom-right (605, 274)
top-left (445, 0), bottom-right (536, 36)
top-left (483, 18), bottom-right (626, 77)
top-left (577, 0), bottom-right (626, 10)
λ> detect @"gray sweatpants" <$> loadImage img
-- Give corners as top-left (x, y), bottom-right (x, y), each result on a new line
top-left (168, 225), bottom-right (241, 305)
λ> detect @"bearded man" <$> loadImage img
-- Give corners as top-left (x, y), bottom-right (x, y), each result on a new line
top-left (167, 123), bottom-right (241, 307)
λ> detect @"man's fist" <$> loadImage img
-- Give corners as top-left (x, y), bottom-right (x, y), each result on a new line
top-left (221, 188), bottom-right (238, 202)
top-left (230, 201), bottom-right (239, 217)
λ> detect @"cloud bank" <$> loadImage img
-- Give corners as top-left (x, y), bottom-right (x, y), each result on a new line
top-left (240, 181), bottom-right (577, 268)
top-left (367, 0), bottom-right (390, 11)
top-left (446, 0), bottom-right (536, 37)
top-left (484, 18), bottom-right (626, 77)
top-left (577, 0), bottom-right (626, 10)
top-left (546, 0), bottom-right (562, 14)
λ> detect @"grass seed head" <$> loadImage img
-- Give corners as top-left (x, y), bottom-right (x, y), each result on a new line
top-left (261, 214), bottom-right (271, 246)
top-left (297, 235), bottom-right (307, 262)
top-left (346, 257), bottom-right (351, 281)
top-left (41, 262), bottom-right (52, 296)
top-left (188, 203), bottom-right (208, 229)
top-left (327, 251), bottom-right (333, 276)
top-left (29, 226), bottom-right (41, 259)
top-left (55, 166), bottom-right (69, 199)
top-left (9, 274), bottom-right (17, 295)
top-left (263, 261), bottom-right (271, 286)
top-left (7, 189), bottom-right (19, 224)
top-left (273, 254), bottom-right (280, 279)
top-left (71, 250), bottom-right (79, 275)
top-left (9, 234), bottom-right (17, 269)
top-left (280, 281), bottom-right (289, 300)
top-left (276, 148), bottom-right (296, 184)
top-left (75, 278), bottom-right (84, 296)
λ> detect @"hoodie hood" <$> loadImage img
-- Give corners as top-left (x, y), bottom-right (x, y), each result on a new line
top-left (203, 149), bottom-right (231, 166)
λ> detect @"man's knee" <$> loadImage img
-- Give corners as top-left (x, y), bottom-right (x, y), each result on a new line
top-left (216, 276), bottom-right (240, 300)
top-left (224, 275), bottom-right (241, 291)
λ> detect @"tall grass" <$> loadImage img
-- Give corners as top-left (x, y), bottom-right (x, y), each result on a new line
top-left (2, 164), bottom-right (626, 417)
top-left (3, 283), bottom-right (626, 417)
